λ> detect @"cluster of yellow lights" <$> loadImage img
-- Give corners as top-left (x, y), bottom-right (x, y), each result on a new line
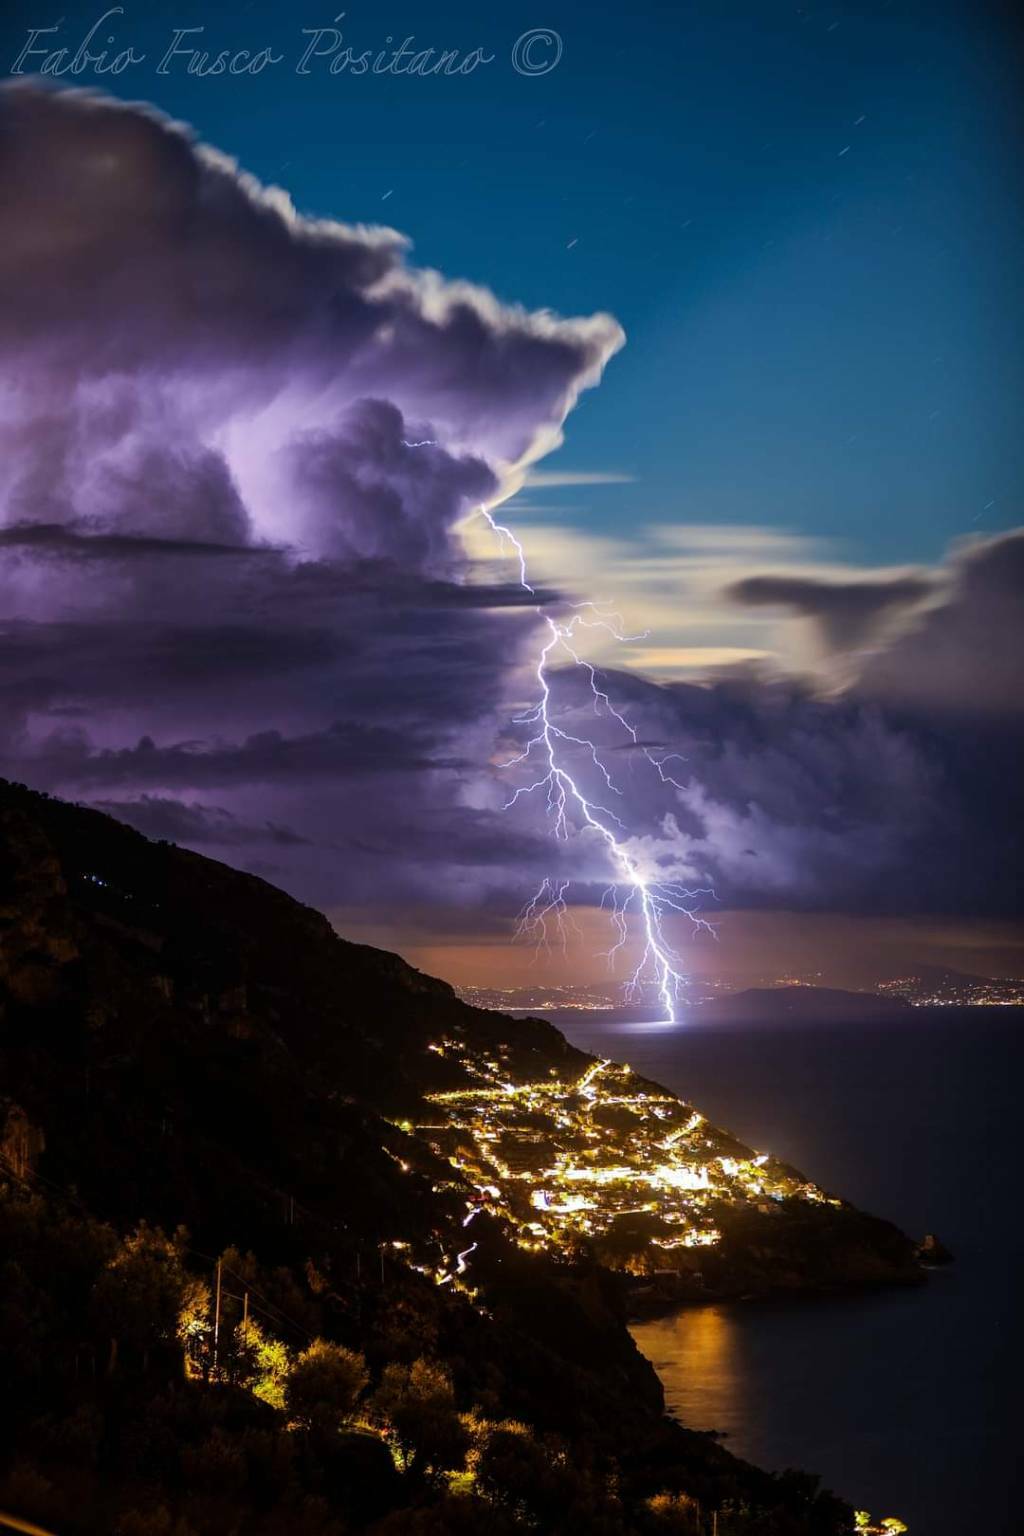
top-left (413, 1040), bottom-right (840, 1267)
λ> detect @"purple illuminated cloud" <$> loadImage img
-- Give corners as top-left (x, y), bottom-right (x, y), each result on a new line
top-left (0, 82), bottom-right (624, 907)
top-left (0, 82), bottom-right (1019, 944)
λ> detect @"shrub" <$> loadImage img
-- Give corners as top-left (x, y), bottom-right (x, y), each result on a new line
top-left (285, 1337), bottom-right (369, 1430)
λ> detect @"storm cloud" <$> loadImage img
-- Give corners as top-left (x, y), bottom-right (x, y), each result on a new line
top-left (856, 530), bottom-right (1024, 716)
top-left (727, 570), bottom-right (935, 657)
top-left (0, 82), bottom-right (625, 911)
top-left (0, 82), bottom-right (1020, 945)
top-left (578, 530), bottom-right (1024, 920)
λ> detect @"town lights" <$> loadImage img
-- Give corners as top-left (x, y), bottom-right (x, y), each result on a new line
top-left (409, 1042), bottom-right (833, 1264)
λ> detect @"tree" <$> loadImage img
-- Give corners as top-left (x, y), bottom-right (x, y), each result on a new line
top-left (371, 1357), bottom-right (469, 1482)
top-left (285, 1338), bottom-right (368, 1431)
top-left (473, 1424), bottom-right (580, 1527)
top-left (240, 1318), bottom-right (292, 1409)
top-left (91, 1223), bottom-right (188, 1374)
top-left (176, 1273), bottom-right (212, 1380)
top-left (646, 1492), bottom-right (702, 1532)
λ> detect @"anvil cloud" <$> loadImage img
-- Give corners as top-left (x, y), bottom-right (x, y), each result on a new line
top-left (0, 83), bottom-right (1020, 968)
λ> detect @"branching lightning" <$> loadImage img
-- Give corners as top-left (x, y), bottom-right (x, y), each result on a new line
top-left (399, 435), bottom-right (712, 1023)
top-left (478, 507), bottom-right (714, 1024)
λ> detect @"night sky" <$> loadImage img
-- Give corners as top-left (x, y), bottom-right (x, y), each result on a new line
top-left (1, 1), bottom-right (1021, 992)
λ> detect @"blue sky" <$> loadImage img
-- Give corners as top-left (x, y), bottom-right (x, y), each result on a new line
top-left (4, 0), bottom-right (1020, 567)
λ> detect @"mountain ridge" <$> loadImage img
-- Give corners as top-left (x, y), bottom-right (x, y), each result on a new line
top-left (699, 987), bottom-right (912, 1023)
top-left (0, 780), bottom-right (922, 1533)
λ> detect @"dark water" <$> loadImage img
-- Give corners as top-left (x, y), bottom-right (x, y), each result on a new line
top-left (549, 1007), bottom-right (1024, 1535)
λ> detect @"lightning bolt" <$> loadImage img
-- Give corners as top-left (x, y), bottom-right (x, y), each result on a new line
top-left (478, 507), bottom-right (714, 1024)
top-left (397, 435), bottom-right (712, 1022)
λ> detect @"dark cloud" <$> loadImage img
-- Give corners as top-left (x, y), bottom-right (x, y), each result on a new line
top-left (577, 531), bottom-right (1023, 920)
top-left (92, 796), bottom-right (312, 848)
top-left (0, 619), bottom-right (345, 694)
top-left (856, 530), bottom-right (1024, 716)
top-left (17, 721), bottom-right (465, 791)
top-left (0, 522), bottom-right (271, 561)
top-left (286, 398), bottom-right (497, 572)
top-left (727, 570), bottom-right (934, 654)
top-left (513, 643), bottom-right (1021, 921)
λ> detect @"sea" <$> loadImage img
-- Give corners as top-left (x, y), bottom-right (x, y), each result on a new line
top-left (541, 1006), bottom-right (1023, 1536)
